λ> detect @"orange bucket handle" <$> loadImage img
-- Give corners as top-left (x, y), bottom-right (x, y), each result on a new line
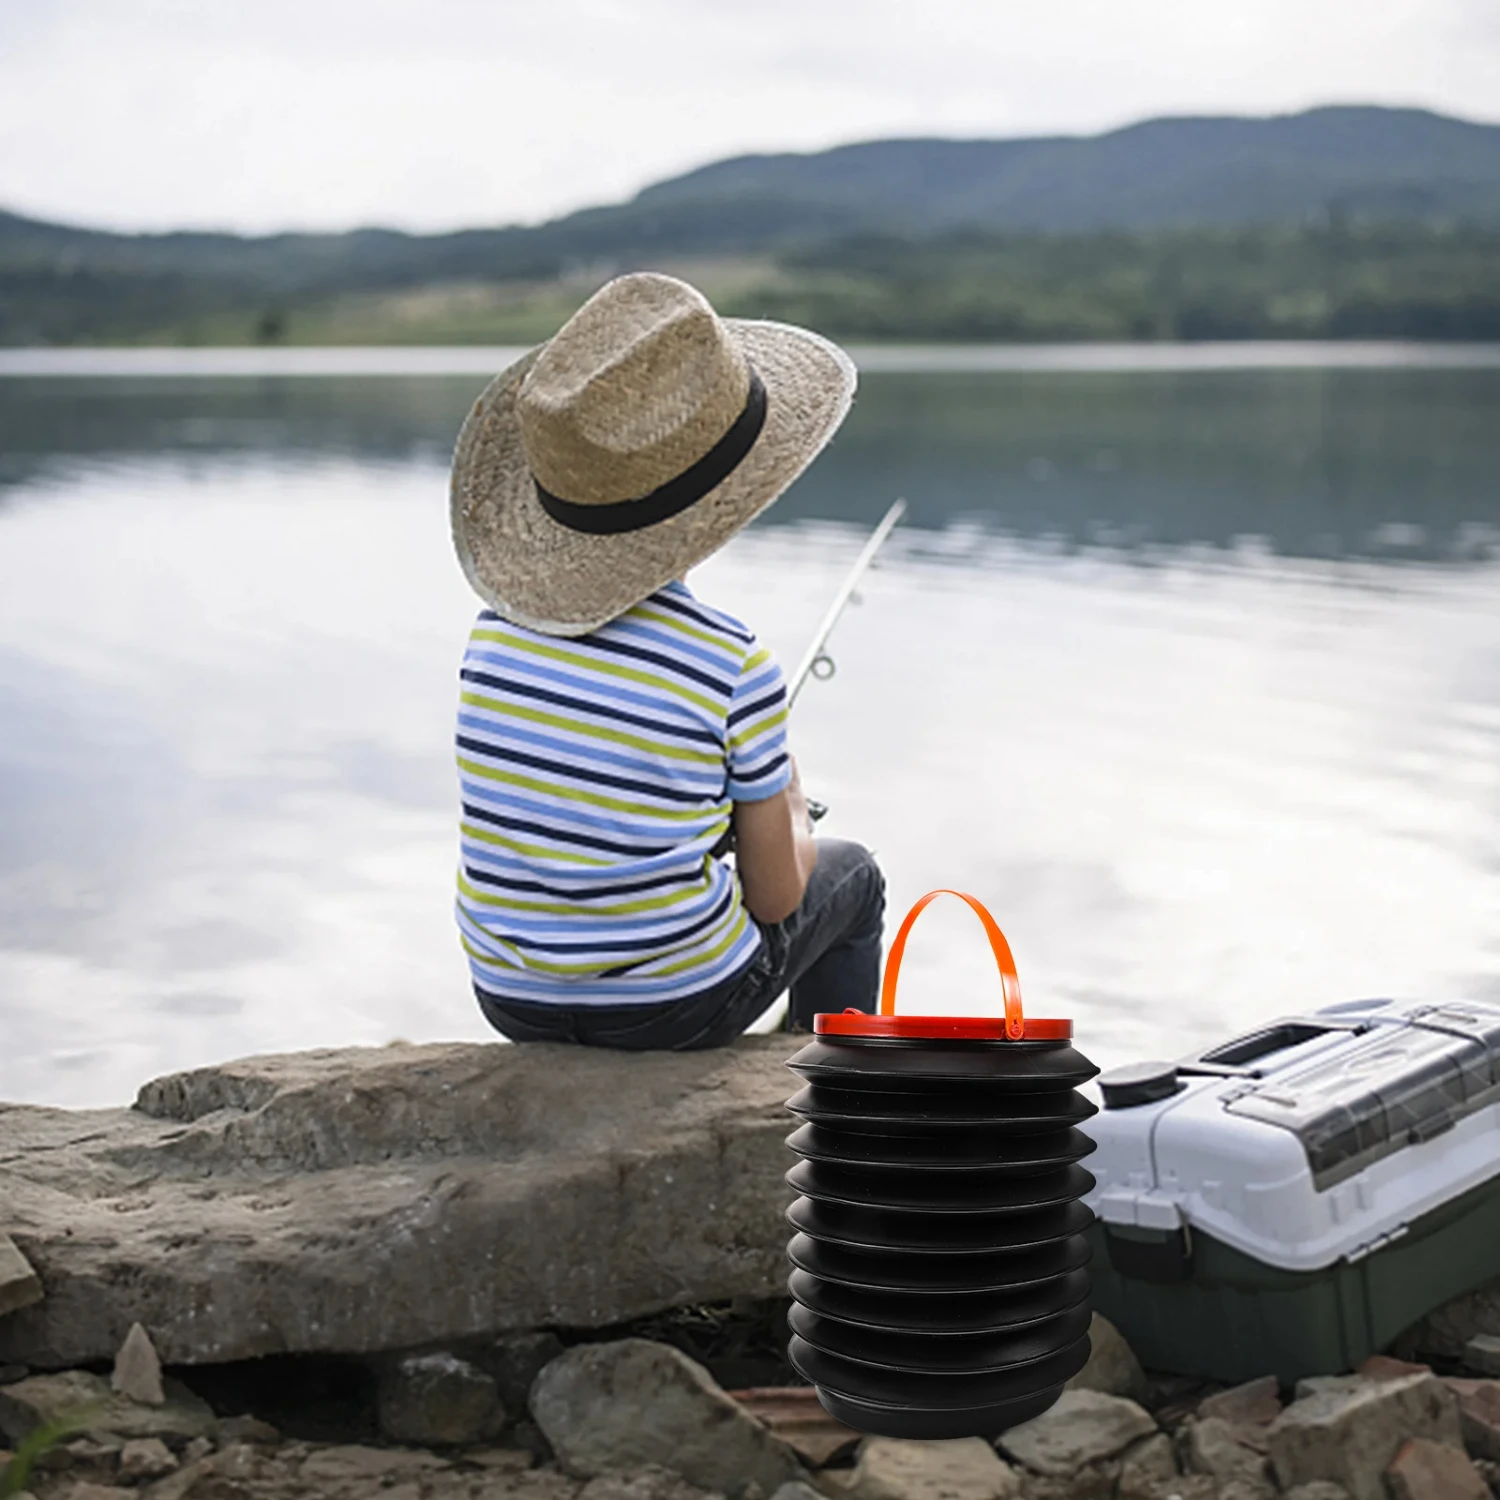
top-left (880, 889), bottom-right (1026, 1040)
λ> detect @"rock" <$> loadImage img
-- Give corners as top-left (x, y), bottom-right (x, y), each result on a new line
top-left (530, 1339), bottom-right (802, 1499)
top-left (1198, 1376), bottom-right (1283, 1427)
top-left (0, 1370), bottom-right (217, 1446)
top-left (997, 1390), bottom-right (1156, 1477)
top-left (296, 1443), bottom-right (453, 1493)
top-left (0, 1237), bottom-right (43, 1319)
top-left (771, 1485), bottom-right (826, 1500)
top-left (377, 1352), bottom-right (504, 1446)
top-left (1358, 1356), bottom-right (1431, 1381)
top-left (1065, 1315), bottom-right (1149, 1404)
top-left (464, 1447), bottom-right (534, 1472)
top-left (1217, 1481), bottom-right (1277, 1500)
top-left (1442, 1379), bottom-right (1500, 1461)
top-left (1398, 1283), bottom-right (1500, 1364)
top-left (111, 1325), bottom-right (164, 1407)
top-left (480, 1331), bottom-right (566, 1414)
top-left (1386, 1437), bottom-right (1492, 1500)
top-left (1465, 1339), bottom-right (1500, 1379)
top-left (36, 1439), bottom-right (76, 1471)
top-left (0, 1038), bottom-right (799, 1368)
top-left (1282, 1485), bottom-right (1353, 1500)
top-left (1116, 1433), bottom-right (1178, 1498)
top-left (117, 1438), bottom-right (178, 1482)
top-left (839, 1437), bottom-right (1019, 1500)
top-left (510, 1417), bottom-right (554, 1465)
top-left (57, 1434), bottom-right (123, 1482)
top-left (1474, 1459), bottom-right (1500, 1497)
top-left (579, 1468), bottom-right (724, 1500)
top-left (728, 1387), bottom-right (861, 1467)
top-left (216, 1414), bottom-right (279, 1445)
top-left (0, 1365), bottom-right (26, 1384)
top-left (60, 1486), bottom-right (134, 1500)
top-left (1266, 1372), bottom-right (1463, 1500)
top-left (1296, 1375), bottom-right (1367, 1403)
top-left (140, 1452), bottom-right (230, 1500)
top-left (1017, 1461), bottom-right (1123, 1500)
top-left (179, 1438), bottom-right (213, 1465)
top-left (1182, 1416), bottom-right (1271, 1482)
top-left (1122, 1479), bottom-right (1217, 1500)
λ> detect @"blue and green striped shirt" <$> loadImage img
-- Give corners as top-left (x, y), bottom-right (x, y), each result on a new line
top-left (455, 581), bottom-right (792, 1006)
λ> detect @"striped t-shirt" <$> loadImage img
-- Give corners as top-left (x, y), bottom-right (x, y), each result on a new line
top-left (454, 581), bottom-right (793, 1006)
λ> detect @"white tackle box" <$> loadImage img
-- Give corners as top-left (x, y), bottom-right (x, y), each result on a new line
top-left (1083, 996), bottom-right (1500, 1382)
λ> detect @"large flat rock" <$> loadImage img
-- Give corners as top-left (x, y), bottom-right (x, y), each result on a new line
top-left (0, 1038), bottom-right (799, 1369)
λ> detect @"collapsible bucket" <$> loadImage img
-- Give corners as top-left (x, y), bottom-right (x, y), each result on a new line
top-left (784, 890), bottom-right (1099, 1440)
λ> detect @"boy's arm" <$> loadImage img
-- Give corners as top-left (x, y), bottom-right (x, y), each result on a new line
top-left (732, 756), bottom-right (818, 926)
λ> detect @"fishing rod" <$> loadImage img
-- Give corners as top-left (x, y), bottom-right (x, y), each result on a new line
top-left (791, 498), bottom-right (906, 824)
top-left (714, 498), bottom-right (907, 853)
top-left (789, 497), bottom-right (908, 709)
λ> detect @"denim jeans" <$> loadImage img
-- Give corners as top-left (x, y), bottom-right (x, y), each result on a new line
top-left (475, 838), bottom-right (886, 1050)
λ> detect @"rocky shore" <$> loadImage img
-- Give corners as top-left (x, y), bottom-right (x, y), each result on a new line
top-left (5, 1038), bottom-right (1500, 1500)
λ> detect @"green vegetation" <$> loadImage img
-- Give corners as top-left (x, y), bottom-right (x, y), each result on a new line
top-left (0, 1410), bottom-right (95, 1496)
top-left (6, 224), bottom-right (1493, 347)
top-left (727, 223), bottom-right (1500, 342)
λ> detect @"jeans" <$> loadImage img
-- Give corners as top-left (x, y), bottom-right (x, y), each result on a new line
top-left (475, 838), bottom-right (886, 1050)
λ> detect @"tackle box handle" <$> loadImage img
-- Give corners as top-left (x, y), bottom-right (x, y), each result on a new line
top-left (880, 889), bottom-right (1026, 1040)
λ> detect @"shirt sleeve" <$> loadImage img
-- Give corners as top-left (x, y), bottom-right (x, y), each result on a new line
top-left (725, 639), bottom-right (792, 802)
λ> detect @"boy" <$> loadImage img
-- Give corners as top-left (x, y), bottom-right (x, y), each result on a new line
top-left (449, 273), bottom-right (884, 1048)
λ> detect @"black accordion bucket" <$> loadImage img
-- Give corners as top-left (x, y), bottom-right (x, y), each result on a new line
top-left (784, 888), bottom-right (1099, 1440)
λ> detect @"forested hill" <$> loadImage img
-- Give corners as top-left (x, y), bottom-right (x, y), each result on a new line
top-left (3, 106), bottom-right (1500, 345)
top-left (636, 107), bottom-right (1500, 234)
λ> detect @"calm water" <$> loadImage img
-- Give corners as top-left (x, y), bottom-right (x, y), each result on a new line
top-left (2, 349), bottom-right (1499, 1107)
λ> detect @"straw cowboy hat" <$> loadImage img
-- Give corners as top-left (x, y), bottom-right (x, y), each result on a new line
top-left (450, 272), bottom-right (856, 635)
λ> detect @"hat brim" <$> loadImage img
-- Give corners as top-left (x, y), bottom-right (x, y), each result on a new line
top-left (449, 319), bottom-right (856, 636)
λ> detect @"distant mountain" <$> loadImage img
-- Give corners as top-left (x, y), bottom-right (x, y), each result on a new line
top-left (3, 106), bottom-right (1499, 344)
top-left (634, 107), bottom-right (1500, 235)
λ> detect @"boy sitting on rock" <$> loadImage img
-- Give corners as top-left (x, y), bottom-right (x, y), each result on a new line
top-left (448, 273), bottom-right (884, 1049)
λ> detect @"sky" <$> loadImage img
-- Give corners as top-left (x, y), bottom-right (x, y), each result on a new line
top-left (2, 0), bottom-right (1499, 235)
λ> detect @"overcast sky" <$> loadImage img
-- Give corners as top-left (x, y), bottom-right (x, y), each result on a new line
top-left (3, 0), bottom-right (1498, 235)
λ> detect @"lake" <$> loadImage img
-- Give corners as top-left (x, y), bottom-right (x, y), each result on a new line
top-left (2, 345), bottom-right (1498, 1107)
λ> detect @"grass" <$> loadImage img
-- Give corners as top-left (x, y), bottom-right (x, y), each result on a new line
top-left (0, 1410), bottom-right (97, 1497)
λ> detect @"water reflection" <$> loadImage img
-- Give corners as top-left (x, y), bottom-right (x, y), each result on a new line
top-left (1, 369), bottom-right (1498, 1106)
top-left (5, 367), bottom-right (1500, 561)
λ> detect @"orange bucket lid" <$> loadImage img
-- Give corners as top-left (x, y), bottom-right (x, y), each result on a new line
top-left (814, 889), bottom-right (1072, 1042)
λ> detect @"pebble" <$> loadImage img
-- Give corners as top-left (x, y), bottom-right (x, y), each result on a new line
top-left (1066, 1314), bottom-right (1149, 1404)
top-left (1198, 1376), bottom-right (1283, 1427)
top-left (1268, 1372), bottom-right (1464, 1500)
top-left (118, 1436), bottom-right (178, 1482)
top-left (0, 1234), bottom-right (43, 1319)
top-left (218, 1414), bottom-right (281, 1445)
top-left (1463, 1335), bottom-right (1500, 1379)
top-left (1182, 1416), bottom-right (1271, 1483)
top-left (840, 1437), bottom-right (1019, 1500)
top-left (530, 1339), bottom-right (802, 1500)
top-left (998, 1390), bottom-right (1157, 1477)
top-left (1116, 1432), bottom-right (1178, 1499)
top-left (1386, 1436), bottom-right (1491, 1500)
top-left (110, 1324), bottom-right (165, 1407)
top-left (377, 1352), bottom-right (504, 1447)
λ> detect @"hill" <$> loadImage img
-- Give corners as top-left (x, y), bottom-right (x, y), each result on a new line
top-left (3, 106), bottom-right (1499, 344)
top-left (636, 107), bottom-right (1500, 234)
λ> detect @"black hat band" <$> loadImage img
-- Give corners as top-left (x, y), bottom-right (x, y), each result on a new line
top-left (534, 368), bottom-right (768, 536)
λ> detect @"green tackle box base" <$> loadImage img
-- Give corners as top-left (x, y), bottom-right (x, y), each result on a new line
top-left (1088, 1172), bottom-right (1500, 1385)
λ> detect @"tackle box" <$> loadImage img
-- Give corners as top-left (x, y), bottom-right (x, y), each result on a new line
top-left (1084, 996), bottom-right (1500, 1383)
